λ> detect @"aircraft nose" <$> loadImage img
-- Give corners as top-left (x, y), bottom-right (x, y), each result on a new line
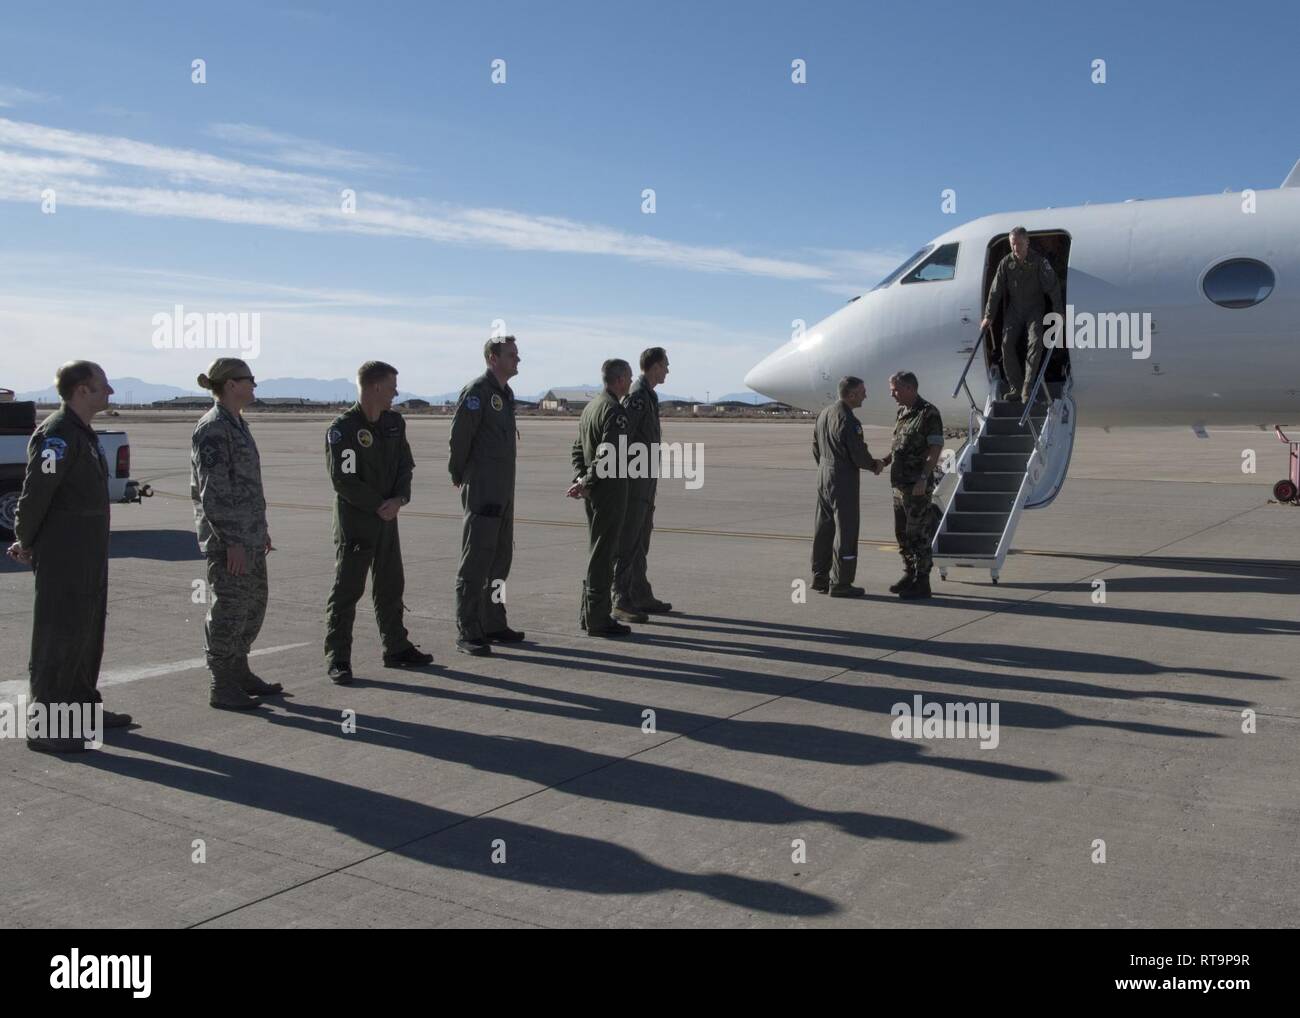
top-left (744, 326), bottom-right (828, 406)
top-left (742, 352), bottom-right (777, 395)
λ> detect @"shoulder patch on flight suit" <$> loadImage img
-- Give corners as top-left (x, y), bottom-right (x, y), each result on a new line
top-left (357, 428), bottom-right (373, 448)
top-left (616, 415), bottom-right (627, 430)
top-left (490, 393), bottom-right (503, 411)
top-left (42, 436), bottom-right (68, 460)
top-left (327, 427), bottom-right (342, 445)
top-left (629, 396), bottom-right (645, 412)
top-left (465, 395), bottom-right (481, 411)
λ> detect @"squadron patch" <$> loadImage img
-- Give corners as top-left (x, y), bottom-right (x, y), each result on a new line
top-left (630, 397), bottom-right (644, 412)
top-left (357, 428), bottom-right (373, 448)
top-left (616, 415), bottom-right (628, 430)
top-left (42, 436), bottom-right (68, 460)
top-left (466, 395), bottom-right (481, 411)
top-left (327, 428), bottom-right (342, 445)
top-left (199, 439), bottom-right (220, 468)
top-left (490, 393), bottom-right (504, 411)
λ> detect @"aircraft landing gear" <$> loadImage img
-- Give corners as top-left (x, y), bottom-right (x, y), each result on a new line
top-left (1272, 427), bottom-right (1300, 505)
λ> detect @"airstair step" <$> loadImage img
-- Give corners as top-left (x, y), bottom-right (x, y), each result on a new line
top-left (990, 399), bottom-right (1049, 419)
top-left (984, 414), bottom-right (1043, 435)
top-left (954, 491), bottom-right (1016, 513)
top-left (979, 434), bottom-right (1035, 454)
top-left (945, 511), bottom-right (1011, 533)
top-left (961, 472), bottom-right (1024, 493)
top-left (971, 452), bottom-right (1030, 472)
top-left (935, 533), bottom-right (1000, 556)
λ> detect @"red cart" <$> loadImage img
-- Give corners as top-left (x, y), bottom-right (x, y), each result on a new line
top-left (1273, 426), bottom-right (1300, 503)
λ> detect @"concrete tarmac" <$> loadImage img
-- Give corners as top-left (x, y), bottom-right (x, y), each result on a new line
top-left (2, 413), bottom-right (1297, 928)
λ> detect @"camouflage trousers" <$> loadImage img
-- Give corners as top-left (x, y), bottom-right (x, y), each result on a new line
top-left (205, 547), bottom-right (268, 679)
top-left (893, 487), bottom-right (940, 576)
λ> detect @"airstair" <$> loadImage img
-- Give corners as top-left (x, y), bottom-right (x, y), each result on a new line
top-left (932, 337), bottom-right (1076, 583)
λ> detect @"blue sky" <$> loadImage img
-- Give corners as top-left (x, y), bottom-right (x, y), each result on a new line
top-left (1, 0), bottom-right (1296, 398)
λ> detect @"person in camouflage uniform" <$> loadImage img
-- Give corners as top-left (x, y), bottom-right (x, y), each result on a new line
top-left (613, 346), bottom-right (673, 617)
top-left (323, 360), bottom-right (432, 684)
top-left (567, 359), bottom-right (633, 636)
top-left (887, 371), bottom-right (944, 600)
top-left (449, 337), bottom-right (523, 656)
top-left (811, 376), bottom-right (884, 597)
top-left (8, 361), bottom-right (132, 752)
top-left (980, 226), bottom-right (1062, 402)
top-left (191, 358), bottom-right (282, 709)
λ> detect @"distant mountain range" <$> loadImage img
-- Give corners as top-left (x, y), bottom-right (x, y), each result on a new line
top-left (16, 377), bottom-right (201, 404)
top-left (13, 376), bottom-right (766, 405)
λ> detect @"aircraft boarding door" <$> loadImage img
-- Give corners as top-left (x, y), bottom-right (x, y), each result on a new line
top-left (933, 229), bottom-right (1077, 582)
top-left (981, 230), bottom-right (1073, 394)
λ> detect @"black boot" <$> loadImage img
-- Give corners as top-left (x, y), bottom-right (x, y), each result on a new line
top-left (889, 570), bottom-right (916, 594)
top-left (898, 574), bottom-right (932, 599)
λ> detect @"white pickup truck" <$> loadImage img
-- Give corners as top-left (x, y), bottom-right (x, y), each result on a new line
top-left (0, 392), bottom-right (151, 541)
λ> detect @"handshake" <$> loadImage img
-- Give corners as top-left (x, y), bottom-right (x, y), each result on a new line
top-left (872, 453), bottom-right (893, 476)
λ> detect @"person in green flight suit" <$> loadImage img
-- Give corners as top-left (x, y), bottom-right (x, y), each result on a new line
top-left (980, 226), bottom-right (1062, 403)
top-left (448, 337), bottom-right (523, 656)
top-left (568, 359), bottom-right (634, 637)
top-left (8, 361), bottom-right (133, 753)
top-left (811, 376), bottom-right (885, 597)
top-left (324, 360), bottom-right (433, 684)
top-left (613, 346), bottom-right (673, 618)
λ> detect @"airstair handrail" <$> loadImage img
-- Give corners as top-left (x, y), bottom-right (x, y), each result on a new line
top-left (1018, 343), bottom-right (1055, 428)
top-left (952, 327), bottom-right (988, 402)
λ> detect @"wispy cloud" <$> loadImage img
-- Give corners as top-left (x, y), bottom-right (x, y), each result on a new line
top-left (0, 116), bottom-right (846, 282)
top-left (206, 121), bottom-right (407, 174)
top-left (0, 85), bottom-right (53, 109)
top-left (0, 263), bottom-right (778, 398)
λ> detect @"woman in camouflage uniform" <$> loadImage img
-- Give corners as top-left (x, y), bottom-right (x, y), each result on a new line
top-left (191, 358), bottom-right (283, 709)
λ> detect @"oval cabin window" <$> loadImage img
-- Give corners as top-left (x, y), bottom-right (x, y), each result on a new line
top-left (1202, 258), bottom-right (1275, 309)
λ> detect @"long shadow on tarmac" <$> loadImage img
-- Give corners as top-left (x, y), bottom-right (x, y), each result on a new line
top-left (255, 702), bottom-right (959, 844)
top-left (927, 590), bottom-right (1300, 637)
top-left (494, 638), bottom-right (1227, 739)
top-left (82, 731), bottom-right (844, 920)
top-left (354, 669), bottom-right (1060, 783)
top-left (109, 529), bottom-right (203, 561)
top-left (1008, 551), bottom-right (1300, 587)
top-left (663, 613), bottom-right (1273, 690)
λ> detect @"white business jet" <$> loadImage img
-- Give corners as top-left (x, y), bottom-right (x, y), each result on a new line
top-left (744, 163), bottom-right (1300, 581)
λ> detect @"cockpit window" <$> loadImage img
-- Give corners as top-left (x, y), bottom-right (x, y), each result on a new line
top-left (871, 245), bottom-right (934, 291)
top-left (900, 242), bottom-right (959, 284)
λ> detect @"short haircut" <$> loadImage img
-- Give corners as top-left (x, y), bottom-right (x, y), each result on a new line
top-left (602, 358), bottom-right (632, 385)
top-left (890, 371), bottom-right (919, 389)
top-left (55, 360), bottom-right (100, 400)
top-left (838, 375), bottom-right (864, 398)
top-left (358, 360), bottom-right (398, 388)
top-left (484, 336), bottom-right (517, 361)
top-left (640, 347), bottom-right (667, 371)
top-left (1009, 225), bottom-right (1028, 240)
